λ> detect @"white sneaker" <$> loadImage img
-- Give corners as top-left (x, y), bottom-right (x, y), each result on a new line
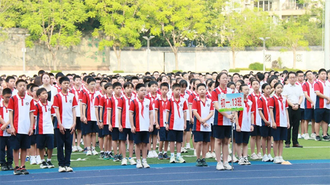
top-left (176, 156), bottom-right (186, 163)
top-left (298, 134), bottom-right (302, 139)
top-left (86, 150), bottom-right (92, 156)
top-left (250, 153), bottom-right (258, 160)
top-left (193, 149), bottom-right (196, 156)
top-left (273, 156), bottom-right (281, 164)
top-left (30, 156), bottom-right (37, 165)
top-left (232, 155), bottom-right (238, 163)
top-left (142, 160), bottom-right (150, 168)
top-left (58, 166), bottom-right (66, 172)
top-left (216, 161), bottom-right (224, 170)
top-left (153, 150), bottom-right (158, 158)
top-left (228, 155), bottom-right (232, 162)
top-left (257, 153), bottom-right (262, 160)
top-left (223, 162), bottom-right (233, 170)
top-left (170, 156), bottom-right (176, 163)
top-left (77, 146), bottom-right (84, 152)
top-left (66, 166), bottom-right (73, 172)
top-left (268, 154), bottom-right (274, 162)
top-left (36, 155), bottom-right (42, 165)
top-left (121, 158), bottom-right (127, 166)
top-left (244, 157), bottom-right (251, 165)
top-left (211, 152), bottom-right (216, 158)
top-left (147, 151), bottom-right (153, 158)
top-left (205, 152), bottom-right (213, 159)
top-left (311, 133), bottom-right (316, 140)
top-left (181, 148), bottom-right (188, 153)
top-left (136, 160), bottom-right (143, 169)
top-left (238, 157), bottom-right (245, 165)
top-left (262, 154), bottom-right (270, 162)
top-left (92, 149), bottom-right (99, 155)
top-left (279, 156), bottom-right (285, 163)
top-left (72, 146), bottom-right (78, 152)
top-left (228, 145), bottom-right (232, 154)
top-left (128, 158), bottom-right (136, 165)
top-left (303, 134), bottom-right (310, 140)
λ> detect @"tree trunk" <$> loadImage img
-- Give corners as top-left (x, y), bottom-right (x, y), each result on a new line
top-left (113, 46), bottom-right (121, 71)
top-left (51, 51), bottom-right (57, 71)
top-left (174, 50), bottom-right (178, 70)
top-left (232, 48), bottom-right (236, 69)
top-left (292, 48), bottom-right (296, 69)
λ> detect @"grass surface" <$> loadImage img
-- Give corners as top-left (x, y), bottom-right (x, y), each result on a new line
top-left (20, 125), bottom-right (330, 170)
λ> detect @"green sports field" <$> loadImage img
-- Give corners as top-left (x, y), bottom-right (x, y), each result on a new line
top-left (23, 134), bottom-right (330, 170)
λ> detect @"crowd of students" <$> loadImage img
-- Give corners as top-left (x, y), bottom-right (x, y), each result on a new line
top-left (0, 68), bottom-right (329, 175)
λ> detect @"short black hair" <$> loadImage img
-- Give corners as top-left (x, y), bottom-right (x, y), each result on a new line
top-left (131, 76), bottom-right (139, 81)
top-left (136, 83), bottom-right (146, 91)
top-left (274, 82), bottom-right (283, 89)
top-left (86, 77), bottom-right (96, 84)
top-left (95, 77), bottom-right (101, 81)
top-left (288, 71), bottom-right (296, 77)
top-left (172, 83), bottom-right (180, 90)
top-left (305, 70), bottom-right (313, 75)
top-left (113, 82), bottom-right (122, 89)
top-left (148, 81), bottom-right (158, 87)
top-left (29, 83), bottom-right (39, 92)
top-left (38, 70), bottom-right (45, 76)
top-left (239, 84), bottom-right (248, 92)
top-left (227, 82), bottom-right (235, 88)
top-left (124, 82), bottom-right (133, 89)
top-left (2, 88), bottom-right (12, 96)
top-left (256, 72), bottom-right (264, 81)
top-left (318, 68), bottom-right (326, 74)
top-left (160, 82), bottom-right (169, 89)
top-left (207, 81), bottom-right (214, 88)
top-left (15, 79), bottom-right (27, 86)
top-left (179, 80), bottom-right (188, 88)
top-left (83, 75), bottom-right (90, 82)
top-left (59, 76), bottom-right (70, 84)
top-left (37, 88), bottom-right (47, 96)
top-left (104, 83), bottom-right (113, 90)
top-left (100, 80), bottom-right (107, 87)
top-left (55, 72), bottom-right (64, 80)
top-left (197, 83), bottom-right (206, 90)
top-left (296, 70), bottom-right (304, 75)
top-left (5, 76), bottom-right (15, 83)
top-left (73, 75), bottom-right (81, 81)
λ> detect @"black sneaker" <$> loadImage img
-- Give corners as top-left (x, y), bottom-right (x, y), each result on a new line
top-left (196, 159), bottom-right (203, 167)
top-left (315, 136), bottom-right (321, 141)
top-left (47, 161), bottom-right (55, 168)
top-left (322, 135), bottom-right (330, 141)
top-left (109, 152), bottom-right (114, 159)
top-left (201, 158), bottom-right (208, 166)
top-left (40, 161), bottom-right (48, 169)
top-left (1, 164), bottom-right (9, 171)
top-left (13, 166), bottom-right (22, 175)
top-left (20, 166), bottom-right (29, 175)
top-left (163, 153), bottom-right (169, 160)
top-left (7, 164), bottom-right (14, 171)
top-left (100, 152), bottom-right (105, 159)
top-left (118, 154), bottom-right (123, 161)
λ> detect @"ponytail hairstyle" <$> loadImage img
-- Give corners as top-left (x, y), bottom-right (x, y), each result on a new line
top-left (215, 72), bottom-right (228, 88)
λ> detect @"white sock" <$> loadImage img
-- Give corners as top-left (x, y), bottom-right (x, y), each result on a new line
top-left (47, 159), bottom-right (51, 162)
top-left (177, 153), bottom-right (181, 158)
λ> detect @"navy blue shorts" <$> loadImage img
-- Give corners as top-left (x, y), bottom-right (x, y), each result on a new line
top-left (300, 108), bottom-right (305, 120)
top-left (98, 125), bottom-right (104, 138)
top-left (134, 131), bottom-right (149, 144)
top-left (149, 125), bottom-right (158, 136)
top-left (235, 131), bottom-right (250, 144)
top-left (119, 128), bottom-right (134, 141)
top-left (75, 118), bottom-right (82, 130)
top-left (314, 108), bottom-right (330, 123)
top-left (304, 108), bottom-right (314, 121)
top-left (213, 125), bottom-right (231, 139)
top-left (102, 125), bottom-right (111, 136)
top-left (210, 125), bottom-right (214, 138)
top-left (112, 128), bottom-right (120, 141)
top-left (193, 131), bottom-right (211, 142)
top-left (251, 125), bottom-right (261, 137)
top-left (10, 134), bottom-right (31, 150)
top-left (36, 134), bottom-right (54, 149)
top-left (159, 127), bottom-right (168, 141)
top-left (83, 121), bottom-right (98, 135)
top-left (168, 130), bottom-right (183, 142)
top-left (272, 127), bottom-right (287, 141)
top-left (184, 121), bottom-right (192, 131)
top-left (30, 132), bottom-right (36, 145)
top-left (260, 126), bottom-right (272, 137)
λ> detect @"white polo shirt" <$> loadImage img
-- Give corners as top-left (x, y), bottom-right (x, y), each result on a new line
top-left (282, 83), bottom-right (304, 105)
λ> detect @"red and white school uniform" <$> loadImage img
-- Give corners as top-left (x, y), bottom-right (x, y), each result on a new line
top-left (109, 95), bottom-right (123, 128)
top-left (70, 86), bottom-right (82, 118)
top-left (146, 93), bottom-right (160, 125)
top-left (248, 92), bottom-right (262, 126)
top-left (181, 90), bottom-right (191, 122)
top-left (302, 81), bottom-right (316, 109)
top-left (121, 94), bottom-right (133, 129)
top-left (34, 101), bottom-right (55, 134)
top-left (314, 80), bottom-right (328, 109)
top-left (211, 87), bottom-right (233, 126)
top-left (53, 92), bottom-right (78, 129)
top-left (0, 100), bottom-right (10, 137)
top-left (166, 96), bottom-right (188, 131)
top-left (237, 99), bottom-right (253, 132)
top-left (81, 90), bottom-right (101, 121)
top-left (7, 94), bottom-right (36, 134)
top-left (154, 96), bottom-right (168, 128)
top-left (192, 97), bottom-right (213, 132)
top-left (326, 80), bottom-right (330, 109)
top-left (129, 97), bottom-right (153, 132)
top-left (269, 94), bottom-right (288, 127)
top-left (257, 94), bottom-right (271, 126)
top-left (296, 81), bottom-right (305, 109)
top-left (96, 94), bottom-right (110, 125)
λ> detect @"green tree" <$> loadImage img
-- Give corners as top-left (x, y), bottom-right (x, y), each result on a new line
top-left (86, 0), bottom-right (144, 71)
top-left (144, 0), bottom-right (208, 70)
top-left (0, 0), bottom-right (21, 41)
top-left (20, 0), bottom-right (88, 70)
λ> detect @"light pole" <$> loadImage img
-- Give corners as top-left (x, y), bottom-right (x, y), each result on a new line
top-left (143, 36), bottom-right (155, 72)
top-left (259, 37), bottom-right (270, 72)
top-left (18, 34), bottom-right (30, 72)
